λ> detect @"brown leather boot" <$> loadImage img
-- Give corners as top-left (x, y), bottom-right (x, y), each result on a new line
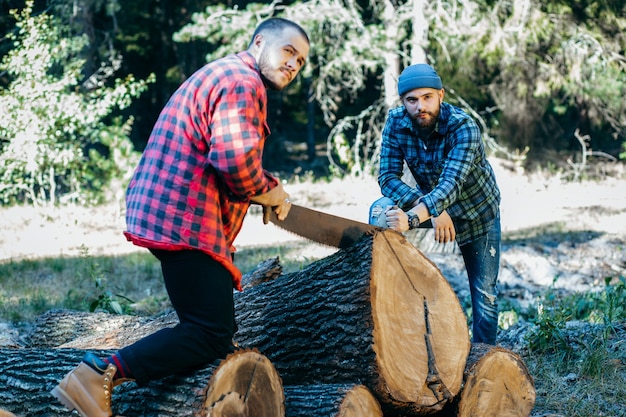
top-left (51, 354), bottom-right (116, 417)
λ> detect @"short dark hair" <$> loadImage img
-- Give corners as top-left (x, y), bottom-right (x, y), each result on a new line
top-left (248, 17), bottom-right (309, 48)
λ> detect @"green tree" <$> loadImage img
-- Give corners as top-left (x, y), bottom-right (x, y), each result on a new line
top-left (0, 1), bottom-right (154, 206)
top-left (443, 0), bottom-right (626, 164)
top-left (176, 0), bottom-right (626, 175)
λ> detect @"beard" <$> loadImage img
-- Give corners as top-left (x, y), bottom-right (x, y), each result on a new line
top-left (412, 109), bottom-right (439, 130)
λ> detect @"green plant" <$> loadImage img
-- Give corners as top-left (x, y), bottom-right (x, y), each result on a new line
top-left (78, 246), bottom-right (133, 315)
top-left (0, 1), bottom-right (153, 206)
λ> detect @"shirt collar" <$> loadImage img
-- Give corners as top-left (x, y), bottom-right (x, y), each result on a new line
top-left (236, 51), bottom-right (260, 74)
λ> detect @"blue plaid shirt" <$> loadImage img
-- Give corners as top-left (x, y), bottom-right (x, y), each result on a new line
top-left (378, 102), bottom-right (500, 246)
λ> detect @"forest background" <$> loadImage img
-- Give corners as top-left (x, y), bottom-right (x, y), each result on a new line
top-left (0, 0), bottom-right (625, 206)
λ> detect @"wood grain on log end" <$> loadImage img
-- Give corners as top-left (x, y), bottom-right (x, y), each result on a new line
top-left (204, 349), bottom-right (284, 417)
top-left (338, 384), bottom-right (383, 417)
top-left (370, 230), bottom-right (471, 412)
top-left (458, 344), bottom-right (536, 417)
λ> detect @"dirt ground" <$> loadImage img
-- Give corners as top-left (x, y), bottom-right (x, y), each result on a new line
top-left (2, 158), bottom-right (625, 253)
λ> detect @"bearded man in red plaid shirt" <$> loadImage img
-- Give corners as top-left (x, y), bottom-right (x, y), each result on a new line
top-left (52, 18), bottom-right (310, 417)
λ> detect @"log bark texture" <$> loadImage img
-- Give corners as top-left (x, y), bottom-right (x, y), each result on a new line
top-left (0, 348), bottom-right (283, 417)
top-left (283, 384), bottom-right (383, 417)
top-left (26, 309), bottom-right (177, 349)
top-left (234, 229), bottom-right (471, 415)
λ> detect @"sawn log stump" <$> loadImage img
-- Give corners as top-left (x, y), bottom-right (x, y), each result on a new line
top-left (455, 344), bottom-right (536, 417)
top-left (234, 229), bottom-right (471, 415)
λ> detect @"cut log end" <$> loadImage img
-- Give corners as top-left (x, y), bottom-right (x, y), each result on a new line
top-left (207, 392), bottom-right (247, 417)
top-left (204, 349), bottom-right (284, 417)
top-left (338, 385), bottom-right (383, 417)
top-left (370, 230), bottom-right (470, 411)
top-left (458, 345), bottom-right (536, 417)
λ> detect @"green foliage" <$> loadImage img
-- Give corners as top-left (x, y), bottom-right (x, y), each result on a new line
top-left (527, 275), bottom-right (626, 354)
top-left (523, 275), bottom-right (626, 415)
top-left (76, 246), bottom-right (133, 315)
top-left (438, 0), bottom-right (626, 161)
top-left (0, 1), bottom-right (154, 206)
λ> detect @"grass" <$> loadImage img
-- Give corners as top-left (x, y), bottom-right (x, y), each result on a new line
top-left (0, 242), bottom-right (325, 325)
top-left (520, 277), bottom-right (626, 416)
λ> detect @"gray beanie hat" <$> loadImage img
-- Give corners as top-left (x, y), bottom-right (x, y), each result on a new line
top-left (397, 64), bottom-right (442, 96)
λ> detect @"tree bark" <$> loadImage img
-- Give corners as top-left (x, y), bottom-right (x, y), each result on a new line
top-left (0, 348), bottom-right (283, 417)
top-left (26, 309), bottom-right (177, 350)
top-left (284, 384), bottom-right (383, 417)
top-left (234, 229), bottom-right (470, 415)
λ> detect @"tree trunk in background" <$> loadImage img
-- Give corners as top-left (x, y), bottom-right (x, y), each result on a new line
top-left (233, 229), bottom-right (470, 415)
top-left (381, 0), bottom-right (401, 109)
top-left (306, 76), bottom-right (317, 161)
top-left (410, 0), bottom-right (428, 65)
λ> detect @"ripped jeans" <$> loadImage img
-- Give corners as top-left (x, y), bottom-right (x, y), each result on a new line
top-left (459, 218), bottom-right (501, 344)
top-left (368, 197), bottom-right (501, 344)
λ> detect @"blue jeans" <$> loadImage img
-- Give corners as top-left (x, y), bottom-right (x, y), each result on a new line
top-left (369, 197), bottom-right (500, 344)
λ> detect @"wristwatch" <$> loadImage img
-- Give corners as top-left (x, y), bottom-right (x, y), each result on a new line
top-left (407, 212), bottom-right (421, 230)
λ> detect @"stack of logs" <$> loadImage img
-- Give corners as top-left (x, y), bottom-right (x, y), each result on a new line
top-left (0, 229), bottom-right (535, 416)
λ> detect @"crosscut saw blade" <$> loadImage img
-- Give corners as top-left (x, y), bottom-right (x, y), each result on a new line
top-left (269, 204), bottom-right (378, 249)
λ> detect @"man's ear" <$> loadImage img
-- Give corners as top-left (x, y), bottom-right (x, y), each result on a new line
top-left (252, 34), bottom-right (264, 50)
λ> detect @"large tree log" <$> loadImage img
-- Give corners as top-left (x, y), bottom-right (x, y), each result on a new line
top-left (284, 384), bottom-right (383, 417)
top-left (0, 348), bottom-right (284, 417)
top-left (234, 229), bottom-right (471, 415)
top-left (20, 230), bottom-right (471, 415)
top-left (26, 309), bottom-right (177, 349)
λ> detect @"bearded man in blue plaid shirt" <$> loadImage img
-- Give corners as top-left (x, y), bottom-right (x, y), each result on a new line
top-left (369, 63), bottom-right (502, 345)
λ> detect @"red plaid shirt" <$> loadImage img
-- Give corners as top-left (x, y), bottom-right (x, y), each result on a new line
top-left (124, 51), bottom-right (277, 291)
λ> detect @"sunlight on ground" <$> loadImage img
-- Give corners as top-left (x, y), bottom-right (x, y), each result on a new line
top-left (1, 158), bottom-right (625, 262)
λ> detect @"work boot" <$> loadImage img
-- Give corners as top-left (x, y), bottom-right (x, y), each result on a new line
top-left (51, 353), bottom-right (116, 417)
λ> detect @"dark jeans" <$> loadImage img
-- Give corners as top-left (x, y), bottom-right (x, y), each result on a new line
top-left (369, 197), bottom-right (501, 344)
top-left (458, 217), bottom-right (501, 344)
top-left (119, 249), bottom-right (236, 384)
